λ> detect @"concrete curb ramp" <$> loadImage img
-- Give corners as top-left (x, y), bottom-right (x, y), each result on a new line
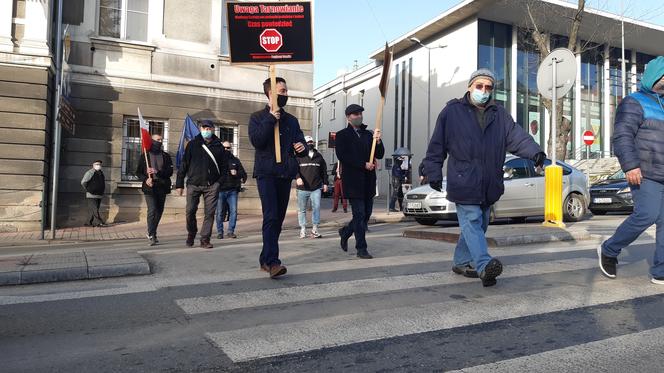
top-left (0, 250), bottom-right (150, 286)
top-left (403, 226), bottom-right (593, 247)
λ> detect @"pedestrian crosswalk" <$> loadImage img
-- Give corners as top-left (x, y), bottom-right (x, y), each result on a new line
top-left (171, 243), bottom-right (664, 369)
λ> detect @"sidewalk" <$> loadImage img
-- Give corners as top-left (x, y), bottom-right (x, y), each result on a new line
top-left (0, 249), bottom-right (150, 285)
top-left (0, 200), bottom-right (412, 246)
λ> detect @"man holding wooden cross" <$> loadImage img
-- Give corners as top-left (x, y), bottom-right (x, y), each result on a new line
top-left (249, 77), bottom-right (307, 279)
top-left (336, 104), bottom-right (385, 259)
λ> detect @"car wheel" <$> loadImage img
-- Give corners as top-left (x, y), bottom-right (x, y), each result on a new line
top-left (590, 210), bottom-right (607, 216)
top-left (415, 217), bottom-right (438, 226)
top-left (563, 193), bottom-right (586, 222)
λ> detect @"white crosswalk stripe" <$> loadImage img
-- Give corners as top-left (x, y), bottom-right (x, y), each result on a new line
top-left (166, 244), bottom-right (664, 366)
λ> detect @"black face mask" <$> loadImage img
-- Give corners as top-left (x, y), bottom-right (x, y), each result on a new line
top-left (151, 142), bottom-right (162, 152)
top-left (307, 143), bottom-right (315, 151)
top-left (277, 94), bottom-right (288, 108)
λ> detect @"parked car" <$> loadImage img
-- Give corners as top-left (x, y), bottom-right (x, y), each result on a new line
top-left (589, 169), bottom-right (633, 215)
top-left (403, 155), bottom-right (590, 225)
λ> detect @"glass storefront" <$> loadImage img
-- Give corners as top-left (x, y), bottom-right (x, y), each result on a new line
top-left (580, 43), bottom-right (604, 158)
top-left (478, 19), bottom-right (512, 111)
top-left (608, 47), bottom-right (632, 155)
top-left (516, 28), bottom-right (545, 146)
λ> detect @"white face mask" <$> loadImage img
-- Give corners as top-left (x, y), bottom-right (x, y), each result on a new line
top-left (93, 164), bottom-right (102, 171)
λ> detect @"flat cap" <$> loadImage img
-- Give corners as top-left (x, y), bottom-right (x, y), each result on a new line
top-left (345, 104), bottom-right (365, 116)
top-left (200, 121), bottom-right (214, 128)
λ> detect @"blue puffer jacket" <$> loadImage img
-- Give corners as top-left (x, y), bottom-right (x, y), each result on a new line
top-left (423, 93), bottom-right (542, 206)
top-left (612, 56), bottom-right (664, 183)
top-left (249, 106), bottom-right (306, 179)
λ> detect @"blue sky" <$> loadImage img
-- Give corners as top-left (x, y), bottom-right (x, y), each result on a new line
top-left (313, 0), bottom-right (664, 87)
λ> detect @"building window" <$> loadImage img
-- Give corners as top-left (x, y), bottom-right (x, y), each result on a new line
top-left (121, 117), bottom-right (168, 181)
top-left (215, 125), bottom-right (239, 156)
top-left (99, 0), bottom-right (149, 42)
top-left (331, 100), bottom-right (336, 120)
top-left (580, 43), bottom-right (604, 157)
top-left (478, 19), bottom-right (512, 111)
top-left (221, 0), bottom-right (230, 55)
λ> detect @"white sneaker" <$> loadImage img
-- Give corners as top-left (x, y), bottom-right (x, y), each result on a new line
top-left (311, 225), bottom-right (322, 238)
top-left (299, 228), bottom-right (307, 239)
top-left (651, 277), bottom-right (664, 285)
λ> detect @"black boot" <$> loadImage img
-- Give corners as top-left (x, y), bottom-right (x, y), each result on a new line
top-left (356, 248), bottom-right (373, 259)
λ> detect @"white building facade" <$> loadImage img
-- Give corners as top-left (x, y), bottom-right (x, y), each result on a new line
top-left (314, 0), bottom-right (664, 198)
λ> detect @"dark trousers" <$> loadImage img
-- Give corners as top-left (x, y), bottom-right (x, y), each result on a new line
top-left (145, 190), bottom-right (167, 237)
top-left (257, 177), bottom-right (292, 266)
top-left (186, 183), bottom-right (219, 241)
top-left (341, 198), bottom-right (374, 250)
top-left (389, 177), bottom-right (404, 210)
top-left (333, 178), bottom-right (347, 210)
top-left (86, 198), bottom-right (104, 226)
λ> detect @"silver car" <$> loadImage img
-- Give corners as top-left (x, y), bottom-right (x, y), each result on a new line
top-left (404, 155), bottom-right (590, 225)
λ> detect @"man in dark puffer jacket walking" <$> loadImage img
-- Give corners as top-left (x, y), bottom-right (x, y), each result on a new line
top-left (598, 56), bottom-right (664, 284)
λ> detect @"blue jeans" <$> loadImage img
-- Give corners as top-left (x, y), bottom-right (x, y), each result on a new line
top-left (602, 178), bottom-right (664, 277)
top-left (216, 189), bottom-right (238, 234)
top-left (297, 188), bottom-right (322, 227)
top-left (454, 204), bottom-right (493, 273)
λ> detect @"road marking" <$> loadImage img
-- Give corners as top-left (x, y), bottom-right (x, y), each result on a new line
top-left (448, 326), bottom-right (664, 372)
top-left (177, 258), bottom-right (598, 314)
top-left (206, 275), bottom-right (664, 362)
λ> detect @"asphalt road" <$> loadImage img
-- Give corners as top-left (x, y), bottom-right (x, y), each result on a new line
top-left (2, 216), bottom-right (664, 372)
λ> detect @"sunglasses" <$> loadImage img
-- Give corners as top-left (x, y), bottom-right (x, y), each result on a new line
top-left (224, 147), bottom-right (231, 150)
top-left (475, 83), bottom-right (494, 91)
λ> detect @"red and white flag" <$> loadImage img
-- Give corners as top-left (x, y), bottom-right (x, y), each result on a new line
top-left (137, 108), bottom-right (152, 151)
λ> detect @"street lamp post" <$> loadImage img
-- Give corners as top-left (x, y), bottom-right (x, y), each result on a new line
top-left (408, 37), bottom-right (446, 139)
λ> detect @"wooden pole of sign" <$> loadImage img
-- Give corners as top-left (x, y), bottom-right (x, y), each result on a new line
top-left (369, 44), bottom-right (393, 162)
top-left (369, 96), bottom-right (385, 162)
top-left (269, 65), bottom-right (282, 163)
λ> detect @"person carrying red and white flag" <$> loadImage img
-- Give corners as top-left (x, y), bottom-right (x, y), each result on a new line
top-left (138, 108), bottom-right (152, 152)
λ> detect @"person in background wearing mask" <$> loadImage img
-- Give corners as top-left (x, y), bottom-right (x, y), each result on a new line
top-left (335, 104), bottom-right (384, 259)
top-left (216, 141), bottom-right (247, 239)
top-left (331, 161), bottom-right (348, 213)
top-left (176, 121), bottom-right (229, 249)
top-left (296, 135), bottom-right (329, 238)
top-left (598, 56), bottom-right (664, 284)
top-left (249, 76), bottom-right (307, 279)
top-left (423, 68), bottom-right (545, 287)
top-left (136, 134), bottom-right (173, 246)
top-left (389, 156), bottom-right (408, 212)
top-left (81, 160), bottom-right (106, 227)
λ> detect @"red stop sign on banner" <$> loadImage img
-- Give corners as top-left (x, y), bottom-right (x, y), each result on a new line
top-left (259, 29), bottom-right (283, 53)
top-left (583, 130), bottom-right (595, 146)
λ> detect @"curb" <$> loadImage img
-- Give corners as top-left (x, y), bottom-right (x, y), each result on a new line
top-left (402, 228), bottom-right (594, 247)
top-left (0, 250), bottom-right (151, 286)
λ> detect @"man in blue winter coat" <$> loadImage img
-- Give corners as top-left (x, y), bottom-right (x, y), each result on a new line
top-left (598, 56), bottom-right (664, 284)
top-left (423, 68), bottom-right (545, 287)
top-left (249, 77), bottom-right (307, 279)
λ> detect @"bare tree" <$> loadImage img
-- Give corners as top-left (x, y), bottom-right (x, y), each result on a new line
top-left (522, 0), bottom-right (585, 161)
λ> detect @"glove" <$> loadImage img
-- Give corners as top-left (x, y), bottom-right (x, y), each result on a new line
top-left (533, 152), bottom-right (547, 168)
top-left (430, 180), bottom-right (442, 192)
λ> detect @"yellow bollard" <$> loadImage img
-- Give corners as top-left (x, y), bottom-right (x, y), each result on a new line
top-left (542, 164), bottom-right (566, 228)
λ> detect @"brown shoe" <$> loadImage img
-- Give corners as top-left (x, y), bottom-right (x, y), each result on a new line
top-left (200, 240), bottom-right (213, 249)
top-left (269, 264), bottom-right (287, 278)
top-left (260, 264), bottom-right (270, 272)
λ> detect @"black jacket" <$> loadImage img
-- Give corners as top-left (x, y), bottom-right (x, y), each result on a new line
top-left (86, 171), bottom-right (105, 195)
top-left (219, 154), bottom-right (247, 191)
top-left (249, 106), bottom-right (306, 179)
top-left (136, 151), bottom-right (174, 194)
top-left (335, 123), bottom-right (385, 199)
top-left (296, 149), bottom-right (328, 191)
top-left (176, 134), bottom-right (229, 188)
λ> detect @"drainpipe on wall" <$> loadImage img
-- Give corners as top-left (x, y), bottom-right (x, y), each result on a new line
top-left (47, 0), bottom-right (64, 240)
